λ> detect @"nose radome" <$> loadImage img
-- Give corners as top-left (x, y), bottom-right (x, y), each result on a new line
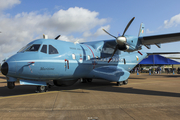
top-left (1, 62), bottom-right (8, 75)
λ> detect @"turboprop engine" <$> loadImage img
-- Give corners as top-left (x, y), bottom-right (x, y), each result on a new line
top-left (103, 17), bottom-right (142, 62)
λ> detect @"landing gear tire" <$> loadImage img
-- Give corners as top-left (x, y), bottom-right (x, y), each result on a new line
top-left (117, 82), bottom-right (123, 86)
top-left (7, 82), bottom-right (15, 89)
top-left (123, 79), bottom-right (128, 85)
top-left (37, 86), bottom-right (47, 92)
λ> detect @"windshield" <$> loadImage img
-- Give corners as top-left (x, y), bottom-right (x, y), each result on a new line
top-left (26, 44), bottom-right (41, 51)
top-left (18, 44), bottom-right (32, 52)
top-left (18, 44), bottom-right (41, 52)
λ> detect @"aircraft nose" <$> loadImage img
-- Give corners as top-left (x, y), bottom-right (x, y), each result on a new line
top-left (1, 62), bottom-right (8, 75)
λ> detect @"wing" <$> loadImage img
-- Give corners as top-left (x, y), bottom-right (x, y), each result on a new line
top-left (141, 32), bottom-right (180, 45)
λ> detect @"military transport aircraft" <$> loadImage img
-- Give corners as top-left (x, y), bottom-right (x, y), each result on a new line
top-left (1, 17), bottom-right (180, 92)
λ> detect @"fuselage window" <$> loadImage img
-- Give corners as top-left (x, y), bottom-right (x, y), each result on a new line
top-left (49, 45), bottom-right (58, 54)
top-left (41, 45), bottom-right (47, 53)
top-left (72, 54), bottom-right (76, 59)
top-left (26, 44), bottom-right (41, 51)
top-left (116, 58), bottom-right (118, 62)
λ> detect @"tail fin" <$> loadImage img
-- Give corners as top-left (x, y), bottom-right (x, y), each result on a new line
top-left (138, 23), bottom-right (145, 37)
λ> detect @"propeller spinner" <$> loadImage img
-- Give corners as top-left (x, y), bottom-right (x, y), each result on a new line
top-left (103, 17), bottom-right (135, 63)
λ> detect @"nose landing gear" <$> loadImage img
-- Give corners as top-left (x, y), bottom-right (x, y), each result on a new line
top-left (7, 82), bottom-right (15, 89)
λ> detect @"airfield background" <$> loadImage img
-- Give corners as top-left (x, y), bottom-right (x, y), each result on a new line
top-left (136, 55), bottom-right (180, 74)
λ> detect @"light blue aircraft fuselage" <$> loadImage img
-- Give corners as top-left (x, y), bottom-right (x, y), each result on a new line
top-left (4, 38), bottom-right (146, 88)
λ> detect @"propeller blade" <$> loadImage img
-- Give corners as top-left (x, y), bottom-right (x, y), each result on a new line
top-left (108, 45), bottom-right (119, 63)
top-left (103, 29), bottom-right (117, 39)
top-left (122, 17), bottom-right (135, 36)
top-left (55, 35), bottom-right (61, 40)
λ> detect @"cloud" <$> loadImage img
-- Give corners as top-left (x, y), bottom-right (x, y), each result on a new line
top-left (94, 25), bottom-right (110, 37)
top-left (0, 0), bottom-right (21, 11)
top-left (0, 6), bottom-right (109, 61)
top-left (83, 25), bottom-right (110, 38)
top-left (47, 7), bottom-right (107, 33)
top-left (163, 13), bottom-right (180, 28)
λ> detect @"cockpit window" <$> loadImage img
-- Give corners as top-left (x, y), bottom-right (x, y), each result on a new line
top-left (49, 45), bottom-right (58, 54)
top-left (26, 44), bottom-right (41, 51)
top-left (41, 45), bottom-right (47, 53)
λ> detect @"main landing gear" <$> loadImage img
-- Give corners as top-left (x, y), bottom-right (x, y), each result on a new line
top-left (36, 86), bottom-right (47, 93)
top-left (36, 83), bottom-right (53, 93)
top-left (117, 79), bottom-right (128, 86)
top-left (80, 78), bottom-right (93, 83)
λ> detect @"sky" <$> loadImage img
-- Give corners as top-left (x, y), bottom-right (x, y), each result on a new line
top-left (1, 0), bottom-right (180, 61)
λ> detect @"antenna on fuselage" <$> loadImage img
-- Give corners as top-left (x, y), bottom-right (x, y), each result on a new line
top-left (55, 35), bottom-right (61, 40)
top-left (43, 34), bottom-right (48, 39)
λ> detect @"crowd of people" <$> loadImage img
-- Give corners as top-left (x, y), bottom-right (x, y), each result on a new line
top-left (131, 66), bottom-right (178, 74)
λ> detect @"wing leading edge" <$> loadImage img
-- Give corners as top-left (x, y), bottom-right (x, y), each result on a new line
top-left (141, 32), bottom-right (180, 45)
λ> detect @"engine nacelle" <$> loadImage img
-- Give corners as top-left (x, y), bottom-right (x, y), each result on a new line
top-left (53, 79), bottom-right (78, 87)
top-left (116, 36), bottom-right (141, 52)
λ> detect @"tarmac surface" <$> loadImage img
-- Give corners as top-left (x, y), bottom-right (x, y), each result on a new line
top-left (0, 73), bottom-right (180, 120)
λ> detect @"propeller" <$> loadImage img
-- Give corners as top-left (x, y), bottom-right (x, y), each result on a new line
top-left (103, 17), bottom-right (135, 63)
